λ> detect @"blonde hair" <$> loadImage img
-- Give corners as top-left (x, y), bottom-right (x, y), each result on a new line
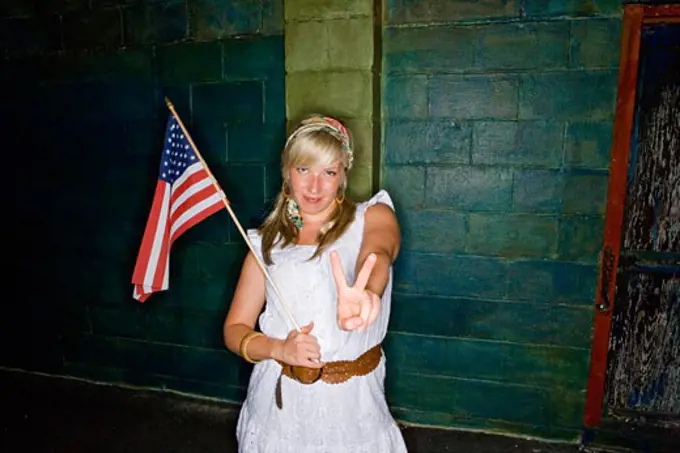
top-left (259, 116), bottom-right (357, 264)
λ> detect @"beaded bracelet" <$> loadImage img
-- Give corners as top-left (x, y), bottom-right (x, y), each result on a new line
top-left (239, 331), bottom-right (265, 364)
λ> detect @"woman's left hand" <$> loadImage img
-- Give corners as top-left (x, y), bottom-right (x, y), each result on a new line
top-left (330, 251), bottom-right (381, 331)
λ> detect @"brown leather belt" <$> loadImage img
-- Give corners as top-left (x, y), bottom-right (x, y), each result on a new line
top-left (274, 343), bottom-right (382, 409)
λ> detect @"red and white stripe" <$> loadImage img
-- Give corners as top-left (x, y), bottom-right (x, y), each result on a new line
top-left (132, 161), bottom-right (226, 302)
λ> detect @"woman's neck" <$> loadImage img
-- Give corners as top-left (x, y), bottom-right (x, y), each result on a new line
top-left (295, 205), bottom-right (335, 245)
top-left (296, 219), bottom-right (326, 245)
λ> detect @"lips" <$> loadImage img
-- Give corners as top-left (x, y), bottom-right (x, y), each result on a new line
top-left (303, 196), bottom-right (321, 204)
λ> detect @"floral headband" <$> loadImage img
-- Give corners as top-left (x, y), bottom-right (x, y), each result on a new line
top-left (285, 115), bottom-right (354, 170)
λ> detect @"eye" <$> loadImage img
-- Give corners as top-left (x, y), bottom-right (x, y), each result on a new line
top-left (325, 169), bottom-right (337, 176)
top-left (296, 167), bottom-right (308, 174)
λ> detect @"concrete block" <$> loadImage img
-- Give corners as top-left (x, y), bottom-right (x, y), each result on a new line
top-left (157, 41), bottom-right (222, 84)
top-left (0, 15), bottom-right (62, 56)
top-left (262, 0), bottom-right (284, 34)
top-left (285, 20), bottom-right (328, 72)
top-left (123, 0), bottom-right (186, 46)
top-left (430, 75), bottom-right (519, 120)
top-left (224, 35), bottom-right (284, 80)
top-left (347, 163), bottom-right (373, 201)
top-left (426, 166), bottom-right (513, 210)
top-left (385, 0), bottom-right (520, 25)
top-left (385, 119), bottom-right (471, 164)
top-left (524, 0), bottom-right (622, 18)
top-left (285, 0), bottom-right (372, 22)
top-left (563, 171), bottom-right (608, 214)
top-left (475, 21), bottom-right (569, 71)
top-left (190, 0), bottom-right (261, 40)
top-left (512, 170), bottom-right (564, 213)
top-left (286, 70), bottom-right (372, 120)
top-left (327, 17), bottom-right (373, 69)
top-left (383, 75), bottom-right (428, 119)
top-left (264, 77), bottom-right (286, 125)
top-left (396, 251), bottom-right (508, 299)
top-left (62, 7), bottom-right (122, 51)
top-left (467, 213), bottom-right (559, 258)
top-left (472, 120), bottom-right (562, 167)
top-left (384, 25), bottom-right (475, 73)
top-left (192, 80), bottom-right (263, 124)
top-left (343, 117), bottom-right (373, 167)
top-left (398, 209), bottom-right (467, 254)
top-left (390, 294), bottom-right (594, 348)
top-left (519, 71), bottom-right (617, 120)
top-left (558, 215), bottom-right (604, 262)
top-left (570, 18), bottom-right (622, 69)
top-left (383, 165), bottom-right (426, 209)
top-left (564, 121), bottom-right (613, 169)
top-left (507, 260), bottom-right (598, 303)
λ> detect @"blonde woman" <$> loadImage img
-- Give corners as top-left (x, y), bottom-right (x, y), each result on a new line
top-left (223, 114), bottom-right (407, 452)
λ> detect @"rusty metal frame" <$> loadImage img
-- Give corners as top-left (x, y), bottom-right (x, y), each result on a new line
top-left (583, 3), bottom-right (680, 429)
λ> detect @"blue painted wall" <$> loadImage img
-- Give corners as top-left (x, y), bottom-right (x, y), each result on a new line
top-left (2, 0), bottom-right (285, 401)
top-left (382, 0), bottom-right (622, 439)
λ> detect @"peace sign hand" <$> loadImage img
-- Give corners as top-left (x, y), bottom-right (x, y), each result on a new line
top-left (330, 251), bottom-right (381, 331)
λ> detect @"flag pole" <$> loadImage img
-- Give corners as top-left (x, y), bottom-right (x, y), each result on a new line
top-left (164, 97), bottom-right (301, 333)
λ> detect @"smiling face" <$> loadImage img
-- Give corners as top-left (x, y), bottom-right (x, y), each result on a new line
top-left (283, 129), bottom-right (348, 219)
top-left (288, 162), bottom-right (344, 216)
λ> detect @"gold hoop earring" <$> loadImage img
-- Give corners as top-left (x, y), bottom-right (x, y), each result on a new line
top-left (282, 182), bottom-right (291, 199)
top-left (335, 193), bottom-right (345, 205)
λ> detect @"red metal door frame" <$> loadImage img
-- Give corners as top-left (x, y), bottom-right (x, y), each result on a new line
top-left (583, 3), bottom-right (680, 429)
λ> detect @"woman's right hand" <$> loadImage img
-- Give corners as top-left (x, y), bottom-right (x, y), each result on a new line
top-left (274, 322), bottom-right (323, 368)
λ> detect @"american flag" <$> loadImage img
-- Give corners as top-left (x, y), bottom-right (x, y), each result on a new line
top-left (131, 114), bottom-right (226, 302)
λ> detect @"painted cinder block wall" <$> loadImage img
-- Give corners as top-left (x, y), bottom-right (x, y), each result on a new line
top-left (2, 0), bottom-right (286, 401)
top-left (284, 0), bottom-right (377, 200)
top-left (2, 0), bottom-right (626, 443)
top-left (382, 0), bottom-right (621, 439)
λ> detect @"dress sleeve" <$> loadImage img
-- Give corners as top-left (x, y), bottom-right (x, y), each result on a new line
top-left (360, 189), bottom-right (395, 214)
top-left (246, 228), bottom-right (264, 262)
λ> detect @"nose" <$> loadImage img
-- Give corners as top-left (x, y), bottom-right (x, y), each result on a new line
top-left (309, 174), bottom-right (321, 194)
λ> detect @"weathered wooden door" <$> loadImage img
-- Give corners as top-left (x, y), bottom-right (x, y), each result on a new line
top-left (584, 4), bottom-right (680, 452)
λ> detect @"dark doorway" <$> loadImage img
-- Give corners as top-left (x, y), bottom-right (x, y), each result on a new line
top-left (584, 4), bottom-right (680, 452)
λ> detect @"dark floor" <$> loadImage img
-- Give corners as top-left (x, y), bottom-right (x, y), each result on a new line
top-left (0, 369), bottom-right (615, 453)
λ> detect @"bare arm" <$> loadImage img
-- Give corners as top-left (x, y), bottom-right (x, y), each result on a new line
top-left (356, 203), bottom-right (401, 297)
top-left (223, 251), bottom-right (322, 367)
top-left (223, 252), bottom-right (284, 362)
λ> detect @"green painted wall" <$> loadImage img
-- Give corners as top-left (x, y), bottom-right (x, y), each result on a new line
top-left (382, 0), bottom-right (622, 440)
top-left (284, 0), bottom-right (376, 200)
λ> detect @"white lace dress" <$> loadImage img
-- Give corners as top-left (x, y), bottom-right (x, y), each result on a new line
top-left (236, 190), bottom-right (407, 453)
